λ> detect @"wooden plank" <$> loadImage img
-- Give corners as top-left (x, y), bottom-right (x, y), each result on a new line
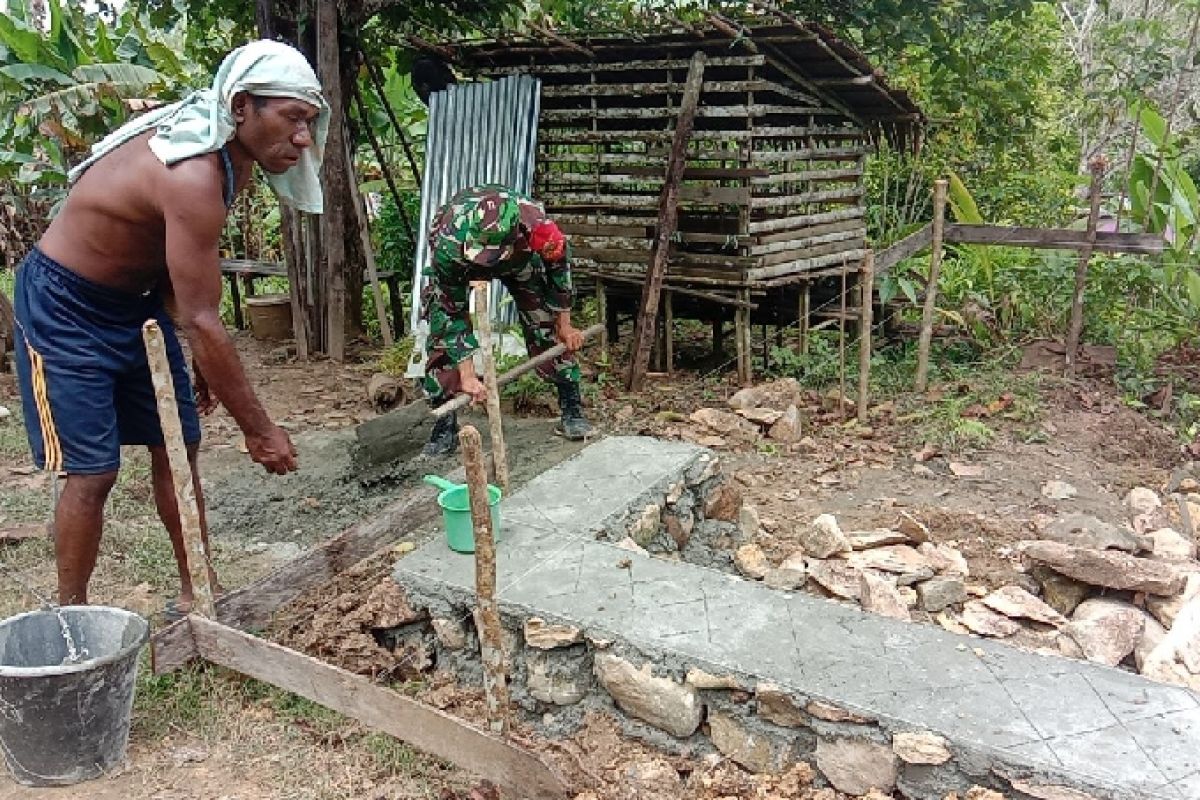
top-left (549, 186), bottom-right (751, 208)
top-left (748, 207), bottom-right (863, 235)
top-left (750, 187), bottom-right (862, 209)
top-left (489, 54), bottom-right (764, 75)
top-left (758, 237), bottom-right (864, 268)
top-left (189, 617), bottom-right (568, 799)
top-left (944, 224), bottom-right (1164, 255)
top-left (754, 218), bottom-right (866, 245)
top-left (539, 126), bottom-right (859, 145)
top-left (750, 146), bottom-right (867, 164)
top-left (151, 479), bottom-right (447, 673)
top-left (541, 79), bottom-right (820, 105)
top-left (541, 104), bottom-right (842, 121)
top-left (751, 228), bottom-right (866, 257)
top-left (747, 248), bottom-right (869, 280)
top-left (750, 167), bottom-right (862, 185)
top-left (873, 223), bottom-right (934, 276)
top-left (629, 51), bottom-right (705, 392)
top-left (546, 167), bottom-right (768, 182)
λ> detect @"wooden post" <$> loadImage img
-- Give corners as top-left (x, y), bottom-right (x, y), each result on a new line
top-left (595, 278), bottom-right (609, 361)
top-left (627, 51), bottom-right (706, 391)
top-left (838, 269), bottom-right (848, 420)
top-left (459, 425), bottom-right (510, 735)
top-left (317, 0), bottom-right (346, 362)
top-left (915, 179), bottom-right (948, 392)
top-left (143, 321), bottom-right (215, 619)
top-left (473, 283), bottom-right (509, 494)
top-left (664, 290), bottom-right (674, 376)
top-left (857, 252), bottom-right (875, 424)
top-left (1066, 157), bottom-right (1108, 376)
top-left (712, 319), bottom-right (724, 356)
top-left (735, 296), bottom-right (749, 385)
top-left (798, 283), bottom-right (809, 356)
top-left (280, 209), bottom-right (311, 359)
top-left (347, 138), bottom-right (394, 347)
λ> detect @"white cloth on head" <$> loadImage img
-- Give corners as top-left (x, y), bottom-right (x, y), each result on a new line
top-left (68, 39), bottom-right (329, 213)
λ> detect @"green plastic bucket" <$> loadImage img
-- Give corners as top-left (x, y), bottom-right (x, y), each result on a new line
top-left (423, 475), bottom-right (502, 553)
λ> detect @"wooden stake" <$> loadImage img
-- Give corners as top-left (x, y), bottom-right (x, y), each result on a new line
top-left (627, 51), bottom-right (707, 391)
top-left (459, 425), bottom-right (510, 734)
top-left (347, 137), bottom-right (394, 347)
top-left (595, 278), bottom-right (609, 361)
top-left (472, 283), bottom-right (509, 494)
top-left (142, 320), bottom-right (214, 619)
top-left (1066, 157), bottom-right (1107, 376)
top-left (915, 179), bottom-right (948, 392)
top-left (857, 252), bottom-right (875, 424)
top-left (664, 290), bottom-right (674, 377)
top-left (317, 0), bottom-right (346, 362)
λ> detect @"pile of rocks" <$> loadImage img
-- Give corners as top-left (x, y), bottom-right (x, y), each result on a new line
top-left (682, 378), bottom-right (808, 447)
top-left (1016, 485), bottom-right (1200, 688)
top-left (739, 480), bottom-right (1200, 689)
top-left (730, 508), bottom-right (975, 628)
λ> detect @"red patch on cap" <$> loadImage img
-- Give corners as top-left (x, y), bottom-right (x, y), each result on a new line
top-left (529, 220), bottom-right (566, 262)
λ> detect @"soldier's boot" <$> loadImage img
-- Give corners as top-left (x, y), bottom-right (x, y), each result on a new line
top-left (423, 409), bottom-right (459, 456)
top-left (554, 379), bottom-right (594, 441)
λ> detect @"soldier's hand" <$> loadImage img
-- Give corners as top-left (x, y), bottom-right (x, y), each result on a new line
top-left (461, 375), bottom-right (488, 406)
top-left (245, 425), bottom-right (298, 475)
top-left (555, 323), bottom-right (584, 353)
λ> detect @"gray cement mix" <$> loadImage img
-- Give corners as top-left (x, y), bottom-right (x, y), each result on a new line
top-left (393, 436), bottom-right (1200, 800)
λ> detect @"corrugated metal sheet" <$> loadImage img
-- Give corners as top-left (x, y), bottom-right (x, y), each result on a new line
top-left (406, 75), bottom-right (541, 379)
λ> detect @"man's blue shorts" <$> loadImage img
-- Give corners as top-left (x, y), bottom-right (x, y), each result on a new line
top-left (12, 247), bottom-right (201, 474)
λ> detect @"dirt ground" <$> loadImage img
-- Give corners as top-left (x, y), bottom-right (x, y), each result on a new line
top-left (0, 328), bottom-right (1189, 799)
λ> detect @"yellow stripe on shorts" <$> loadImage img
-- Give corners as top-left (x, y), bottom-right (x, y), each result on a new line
top-left (27, 346), bottom-right (62, 473)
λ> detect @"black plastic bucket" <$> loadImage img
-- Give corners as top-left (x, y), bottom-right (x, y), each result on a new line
top-left (0, 606), bottom-right (149, 786)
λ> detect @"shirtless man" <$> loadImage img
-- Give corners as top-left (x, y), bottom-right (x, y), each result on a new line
top-left (11, 41), bottom-right (327, 615)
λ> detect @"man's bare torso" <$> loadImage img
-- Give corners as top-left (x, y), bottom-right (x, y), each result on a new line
top-left (38, 132), bottom-right (241, 294)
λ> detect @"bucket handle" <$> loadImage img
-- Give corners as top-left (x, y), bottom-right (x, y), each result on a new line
top-left (422, 474), bottom-right (461, 492)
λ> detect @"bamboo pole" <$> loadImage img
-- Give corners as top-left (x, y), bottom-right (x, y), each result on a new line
top-left (1066, 157), bottom-right (1108, 376)
top-left (857, 252), bottom-right (875, 424)
top-left (352, 83), bottom-right (416, 244)
top-left (915, 179), bottom-right (948, 392)
top-left (472, 283), bottom-right (509, 494)
top-left (347, 137), bottom-right (394, 347)
top-left (459, 425), bottom-right (509, 735)
top-left (143, 320), bottom-right (215, 619)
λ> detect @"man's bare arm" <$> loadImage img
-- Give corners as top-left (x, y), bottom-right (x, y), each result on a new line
top-left (161, 161), bottom-right (296, 473)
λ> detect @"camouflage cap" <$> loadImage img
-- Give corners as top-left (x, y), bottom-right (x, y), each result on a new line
top-left (472, 193), bottom-right (521, 246)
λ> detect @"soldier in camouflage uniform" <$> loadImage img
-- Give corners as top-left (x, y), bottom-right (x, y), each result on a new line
top-left (420, 184), bottom-right (594, 455)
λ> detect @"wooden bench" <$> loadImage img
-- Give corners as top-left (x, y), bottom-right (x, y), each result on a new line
top-left (220, 259), bottom-right (405, 335)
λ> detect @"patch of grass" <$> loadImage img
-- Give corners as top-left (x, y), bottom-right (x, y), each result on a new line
top-left (378, 336), bottom-right (417, 377)
top-left (0, 404), bottom-right (28, 459)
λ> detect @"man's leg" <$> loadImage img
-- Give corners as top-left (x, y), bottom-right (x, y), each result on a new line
top-left (55, 472), bottom-right (118, 605)
top-left (149, 443), bottom-right (221, 612)
top-left (419, 274), bottom-right (474, 456)
top-left (504, 277), bottom-right (593, 440)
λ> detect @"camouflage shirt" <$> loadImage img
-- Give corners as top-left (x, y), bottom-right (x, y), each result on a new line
top-left (425, 184), bottom-right (573, 312)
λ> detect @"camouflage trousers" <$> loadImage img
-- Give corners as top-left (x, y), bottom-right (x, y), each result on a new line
top-left (421, 270), bottom-right (580, 404)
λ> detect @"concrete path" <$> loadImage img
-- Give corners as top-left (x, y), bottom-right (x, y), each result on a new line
top-left (394, 437), bottom-right (1200, 799)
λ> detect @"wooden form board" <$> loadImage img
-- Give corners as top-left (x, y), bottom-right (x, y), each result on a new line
top-left (188, 617), bottom-right (568, 799)
top-left (152, 476), bottom-right (450, 673)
